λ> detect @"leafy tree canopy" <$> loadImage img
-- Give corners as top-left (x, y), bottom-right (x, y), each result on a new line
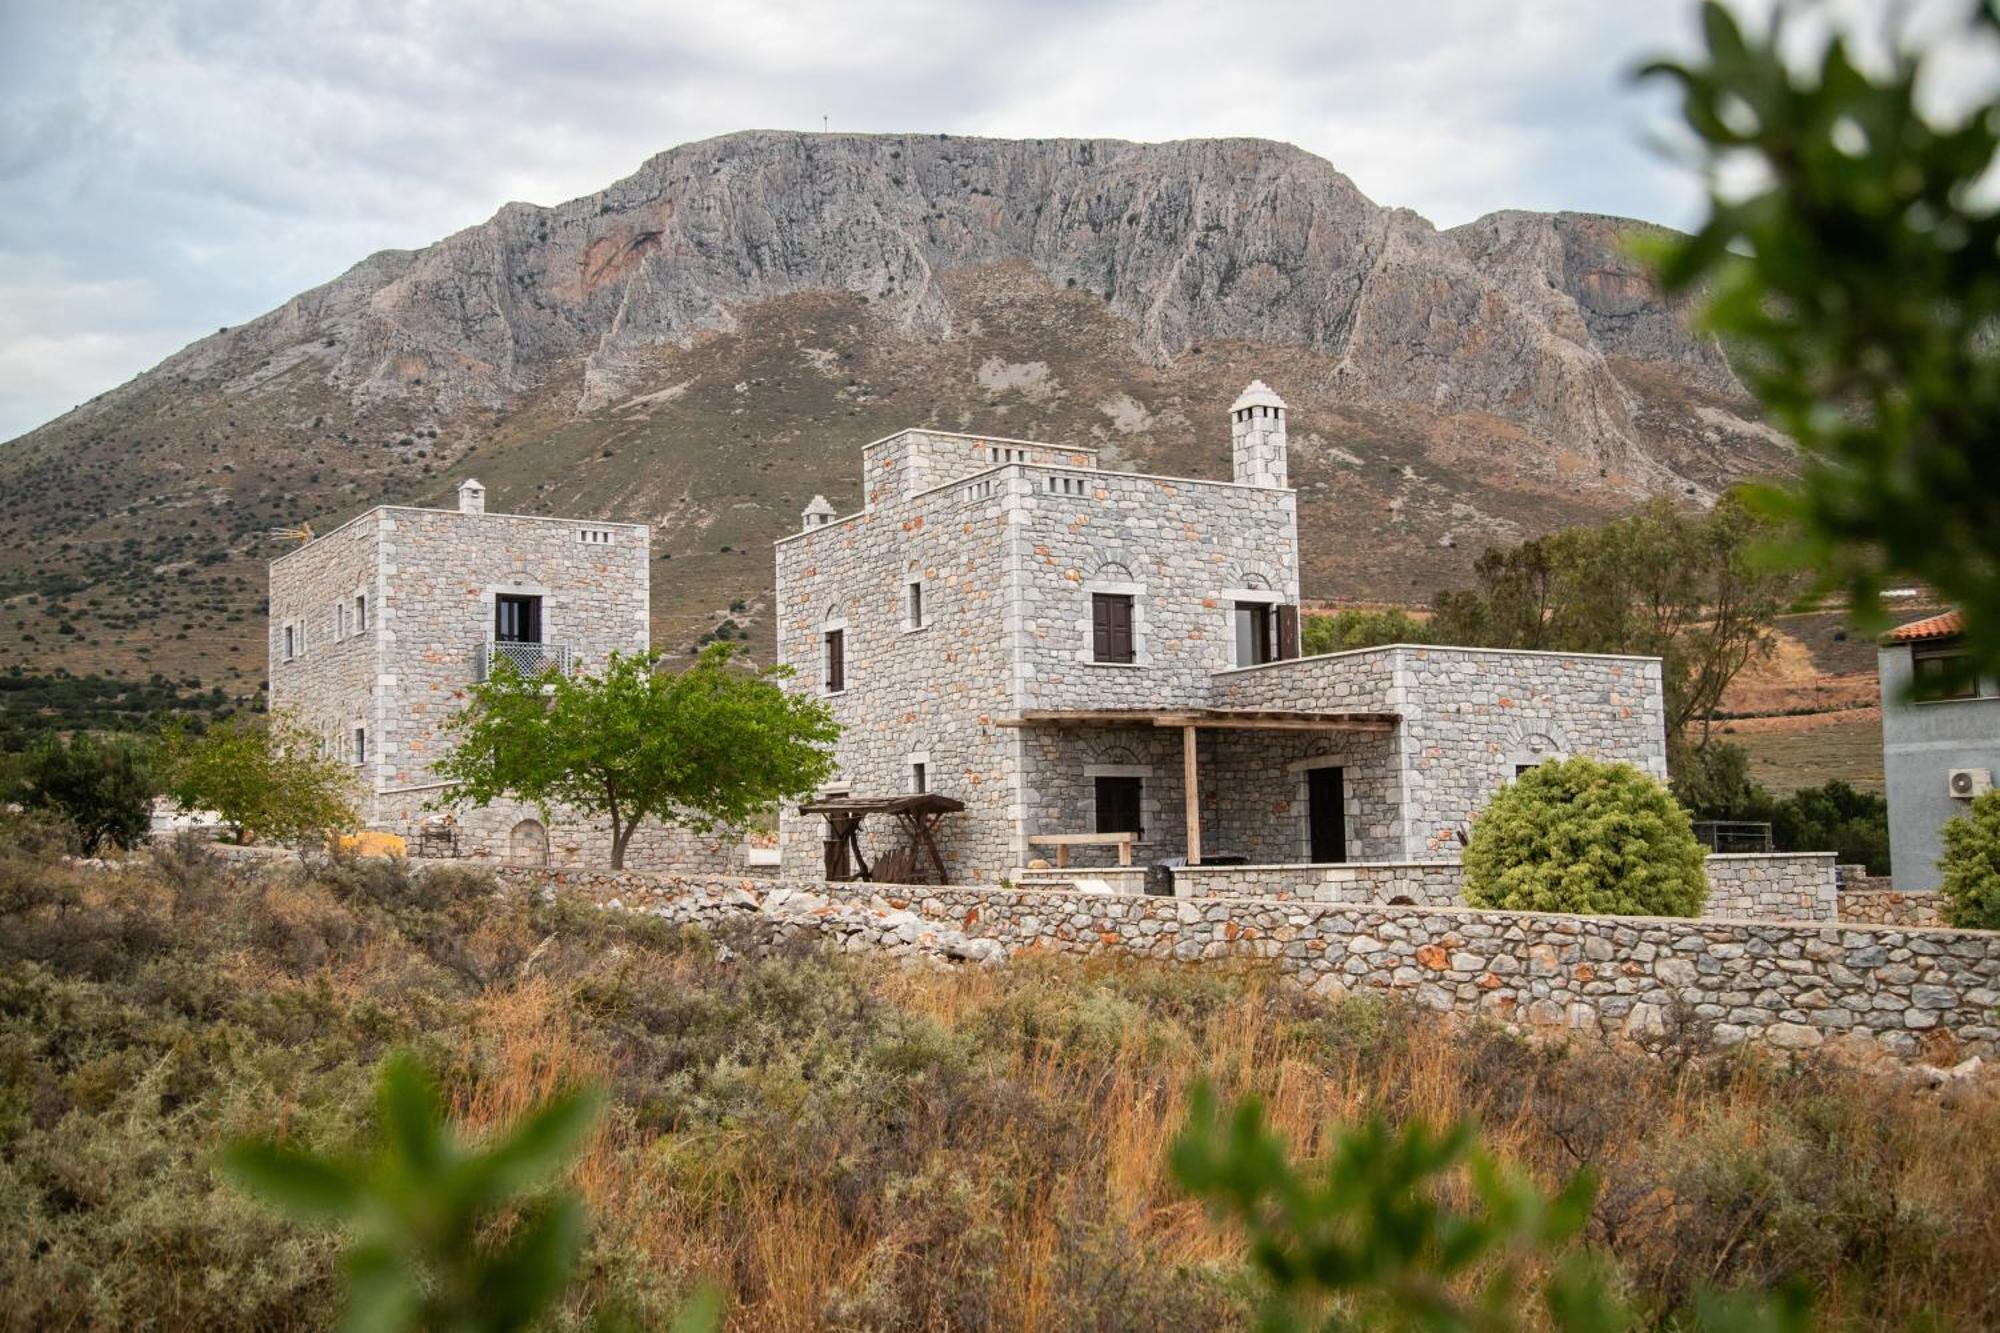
top-left (160, 712), bottom-right (358, 847)
top-left (11, 731), bottom-right (156, 855)
top-left (1463, 756), bottom-right (1710, 917)
top-left (1939, 788), bottom-right (2000, 929)
top-left (438, 645), bottom-right (839, 869)
top-left (1300, 607), bottom-right (1434, 655)
top-left (1645, 2), bottom-right (2000, 673)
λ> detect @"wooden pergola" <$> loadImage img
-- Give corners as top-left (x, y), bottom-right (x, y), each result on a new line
top-left (798, 792), bottom-right (966, 885)
top-left (996, 707), bottom-right (1400, 865)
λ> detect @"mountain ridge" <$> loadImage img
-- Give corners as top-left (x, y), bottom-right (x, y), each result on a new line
top-left (0, 130), bottom-right (1790, 703)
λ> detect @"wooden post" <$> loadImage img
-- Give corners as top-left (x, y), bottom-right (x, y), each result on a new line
top-left (1182, 724), bottom-right (1202, 865)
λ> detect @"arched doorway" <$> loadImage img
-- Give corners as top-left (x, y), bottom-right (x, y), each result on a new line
top-left (509, 819), bottom-right (549, 867)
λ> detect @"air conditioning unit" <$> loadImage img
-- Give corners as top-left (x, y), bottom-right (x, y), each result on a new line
top-left (1948, 768), bottom-right (1993, 799)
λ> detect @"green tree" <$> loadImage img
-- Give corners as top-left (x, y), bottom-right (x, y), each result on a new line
top-left (1644, 2), bottom-right (2000, 676)
top-left (1938, 788), bottom-right (2000, 929)
top-left (12, 731), bottom-right (155, 855)
top-left (1432, 496), bottom-right (1791, 761)
top-left (1463, 756), bottom-right (1709, 917)
top-left (439, 645), bottom-right (839, 869)
top-left (1771, 781), bottom-right (1890, 877)
top-left (161, 712), bottom-right (358, 847)
top-left (1300, 608), bottom-right (1434, 655)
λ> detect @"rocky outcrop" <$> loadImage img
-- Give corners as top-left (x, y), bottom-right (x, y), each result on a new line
top-left (153, 132), bottom-right (1751, 476)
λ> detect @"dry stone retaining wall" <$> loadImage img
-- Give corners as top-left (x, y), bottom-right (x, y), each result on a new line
top-left (1840, 890), bottom-right (1946, 928)
top-left (1169, 852), bottom-right (1838, 923)
top-left (514, 866), bottom-right (2000, 1061)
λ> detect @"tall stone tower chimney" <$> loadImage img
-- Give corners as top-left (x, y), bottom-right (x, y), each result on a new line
top-left (1230, 381), bottom-right (1288, 489)
top-left (457, 478), bottom-right (486, 514)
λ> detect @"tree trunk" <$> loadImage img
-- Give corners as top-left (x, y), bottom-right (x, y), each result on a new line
top-left (610, 819), bottom-right (632, 870)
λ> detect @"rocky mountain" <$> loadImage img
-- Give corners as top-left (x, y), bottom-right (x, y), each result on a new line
top-left (0, 131), bottom-right (1791, 703)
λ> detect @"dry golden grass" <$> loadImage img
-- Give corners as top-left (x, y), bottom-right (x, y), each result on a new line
top-left (5, 847), bottom-right (1997, 1331)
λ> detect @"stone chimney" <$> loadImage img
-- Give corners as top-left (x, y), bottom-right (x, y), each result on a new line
top-left (1230, 380), bottom-right (1288, 489)
top-left (801, 494), bottom-right (836, 531)
top-left (457, 478), bottom-right (486, 515)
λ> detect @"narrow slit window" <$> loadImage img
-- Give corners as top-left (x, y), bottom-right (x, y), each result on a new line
top-left (824, 627), bottom-right (846, 692)
top-left (906, 580), bottom-right (924, 629)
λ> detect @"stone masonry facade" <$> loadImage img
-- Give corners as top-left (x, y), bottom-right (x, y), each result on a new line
top-left (775, 384), bottom-right (1674, 889)
top-left (505, 866), bottom-right (2000, 1062)
top-left (269, 482), bottom-right (744, 870)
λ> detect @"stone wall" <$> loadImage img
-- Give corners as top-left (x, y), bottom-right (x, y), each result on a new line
top-left (1171, 859), bottom-right (1464, 905)
top-left (1703, 853), bottom-right (1839, 922)
top-left (513, 866), bottom-right (2000, 1061)
top-left (268, 514), bottom-right (380, 777)
top-left (1170, 852), bottom-right (1838, 923)
top-left (774, 462), bottom-right (1022, 882)
top-left (1210, 646), bottom-right (1668, 858)
top-left (1841, 890), bottom-right (1947, 928)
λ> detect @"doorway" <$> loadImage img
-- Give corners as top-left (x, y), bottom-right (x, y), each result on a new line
top-left (1307, 766), bottom-right (1346, 864)
top-left (509, 818), bottom-right (549, 867)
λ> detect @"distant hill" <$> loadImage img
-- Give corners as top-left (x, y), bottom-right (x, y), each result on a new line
top-left (0, 131), bottom-right (1793, 703)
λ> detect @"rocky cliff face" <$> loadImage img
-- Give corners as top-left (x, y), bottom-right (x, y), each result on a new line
top-left (0, 131), bottom-right (1790, 694)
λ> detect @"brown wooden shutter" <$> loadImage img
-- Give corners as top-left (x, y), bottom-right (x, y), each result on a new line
top-left (1277, 604), bottom-right (1300, 660)
top-left (825, 629), bottom-right (845, 691)
top-left (1094, 593), bottom-right (1134, 663)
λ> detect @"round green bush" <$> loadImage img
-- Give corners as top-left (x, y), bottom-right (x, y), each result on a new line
top-left (1461, 756), bottom-right (1708, 917)
top-left (1939, 788), bottom-right (2000, 930)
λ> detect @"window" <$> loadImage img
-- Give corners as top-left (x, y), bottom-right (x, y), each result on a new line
top-left (352, 727), bottom-right (368, 765)
top-left (906, 579), bottom-right (924, 629)
top-left (354, 594), bottom-right (368, 632)
top-left (334, 602), bottom-right (347, 641)
top-left (1046, 474), bottom-right (1086, 495)
top-left (824, 627), bottom-right (846, 692)
top-left (495, 593), bottom-right (542, 644)
top-left (577, 527), bottom-right (614, 545)
top-left (1913, 640), bottom-right (1980, 700)
top-left (1234, 602), bottom-right (1276, 666)
top-left (910, 761), bottom-right (927, 794)
top-left (1094, 776), bottom-right (1143, 838)
top-left (283, 624), bottom-right (296, 662)
top-left (1092, 593), bottom-right (1134, 664)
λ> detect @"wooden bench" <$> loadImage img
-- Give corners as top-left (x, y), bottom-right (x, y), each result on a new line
top-left (1025, 832), bottom-right (1137, 867)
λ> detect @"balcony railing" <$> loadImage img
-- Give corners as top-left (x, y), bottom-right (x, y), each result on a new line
top-left (478, 641), bottom-right (573, 681)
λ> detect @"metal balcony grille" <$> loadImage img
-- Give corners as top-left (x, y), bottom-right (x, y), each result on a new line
top-left (478, 641), bottom-right (573, 681)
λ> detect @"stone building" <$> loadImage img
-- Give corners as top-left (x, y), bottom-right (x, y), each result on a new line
top-left (774, 383), bottom-right (1671, 886)
top-left (1879, 609), bottom-right (2000, 891)
top-left (267, 480), bottom-right (742, 868)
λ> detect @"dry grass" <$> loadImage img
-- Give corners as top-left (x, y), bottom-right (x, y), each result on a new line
top-left (2, 843), bottom-right (1996, 1330)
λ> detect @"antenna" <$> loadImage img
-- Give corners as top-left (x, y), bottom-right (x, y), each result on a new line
top-left (822, 115), bottom-right (828, 133)
top-left (266, 522), bottom-right (314, 546)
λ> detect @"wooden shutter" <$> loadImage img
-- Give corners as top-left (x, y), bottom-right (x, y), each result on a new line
top-left (825, 629), bottom-right (845, 691)
top-left (1094, 593), bottom-right (1134, 663)
top-left (1277, 603), bottom-right (1300, 660)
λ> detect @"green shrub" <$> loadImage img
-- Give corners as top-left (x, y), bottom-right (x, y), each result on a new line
top-left (13, 731), bottom-right (156, 855)
top-left (1938, 789), bottom-right (2000, 929)
top-left (1462, 756), bottom-right (1709, 917)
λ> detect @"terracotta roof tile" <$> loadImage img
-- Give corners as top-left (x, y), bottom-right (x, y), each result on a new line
top-left (1882, 609), bottom-right (1963, 644)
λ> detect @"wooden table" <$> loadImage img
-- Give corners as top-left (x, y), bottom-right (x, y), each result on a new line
top-left (1025, 832), bottom-right (1137, 867)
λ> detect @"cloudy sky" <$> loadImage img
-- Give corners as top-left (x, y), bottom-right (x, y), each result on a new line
top-left (0, 0), bottom-right (1982, 442)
